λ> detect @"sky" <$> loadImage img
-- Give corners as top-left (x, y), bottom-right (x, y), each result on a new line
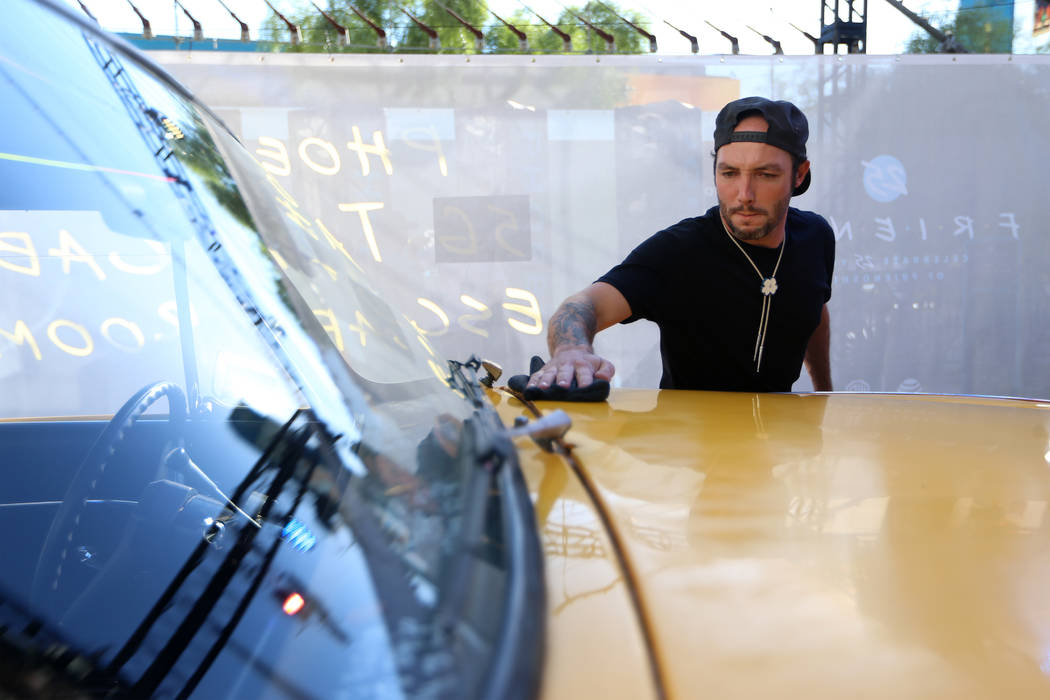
top-left (68, 0), bottom-right (1041, 55)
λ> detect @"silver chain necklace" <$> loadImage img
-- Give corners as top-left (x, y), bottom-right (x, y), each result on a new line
top-left (721, 220), bottom-right (786, 372)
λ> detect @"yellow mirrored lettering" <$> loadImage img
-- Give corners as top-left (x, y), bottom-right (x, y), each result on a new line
top-left (400, 126), bottom-right (447, 177)
top-left (298, 137), bottom-right (341, 175)
top-left (416, 332), bottom-right (436, 357)
top-left (457, 294), bottom-right (491, 338)
top-left (313, 308), bottom-right (344, 351)
top-left (282, 206), bottom-right (316, 238)
top-left (256, 136), bottom-right (292, 176)
top-left (312, 259), bottom-right (338, 281)
top-left (503, 287), bottom-right (543, 335)
top-left (315, 218), bottom-right (364, 273)
top-left (428, 359), bottom-right (448, 384)
top-left (100, 317), bottom-right (145, 352)
top-left (265, 172), bottom-right (317, 239)
top-left (413, 298), bottom-right (450, 337)
top-left (337, 202), bottom-right (384, 263)
top-left (49, 229), bottom-right (106, 280)
top-left (347, 310), bottom-right (376, 348)
top-left (0, 320), bottom-right (42, 361)
top-left (48, 319), bottom-right (93, 357)
top-left (490, 206), bottom-right (527, 258)
top-left (266, 171), bottom-right (297, 204)
top-left (108, 239), bottom-right (168, 275)
top-left (0, 232), bottom-right (41, 277)
top-left (403, 315), bottom-right (438, 357)
top-left (346, 126), bottom-right (393, 176)
top-left (437, 205), bottom-right (477, 255)
top-left (268, 248), bottom-right (290, 270)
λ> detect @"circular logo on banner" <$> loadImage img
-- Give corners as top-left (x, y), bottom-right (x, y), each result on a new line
top-left (897, 378), bottom-right (923, 393)
top-left (845, 380), bottom-right (871, 392)
top-left (862, 155), bottom-right (908, 203)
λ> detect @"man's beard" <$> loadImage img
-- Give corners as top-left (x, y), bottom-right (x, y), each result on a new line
top-left (719, 192), bottom-right (790, 242)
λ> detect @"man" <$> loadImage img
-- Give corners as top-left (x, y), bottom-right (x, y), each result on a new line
top-left (527, 96), bottom-right (834, 393)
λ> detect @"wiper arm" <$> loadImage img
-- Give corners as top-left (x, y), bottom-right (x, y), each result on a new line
top-left (446, 356), bottom-right (490, 409)
top-left (449, 356), bottom-right (571, 450)
top-left (435, 359), bottom-right (548, 699)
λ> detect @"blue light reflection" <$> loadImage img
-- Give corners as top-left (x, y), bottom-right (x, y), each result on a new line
top-left (281, 518), bottom-right (317, 552)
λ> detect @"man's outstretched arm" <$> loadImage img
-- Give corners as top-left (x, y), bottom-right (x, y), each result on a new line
top-left (804, 304), bottom-right (832, 391)
top-left (527, 282), bottom-right (631, 390)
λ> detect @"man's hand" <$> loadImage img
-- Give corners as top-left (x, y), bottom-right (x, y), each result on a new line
top-left (526, 346), bottom-right (616, 390)
top-left (529, 282), bottom-right (630, 390)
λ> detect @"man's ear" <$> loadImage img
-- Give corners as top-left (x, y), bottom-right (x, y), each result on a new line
top-left (795, 160), bottom-right (811, 188)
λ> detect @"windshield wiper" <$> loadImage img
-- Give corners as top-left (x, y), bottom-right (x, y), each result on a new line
top-left (446, 357), bottom-right (493, 410)
top-left (434, 357), bottom-right (547, 700)
top-left (106, 409), bottom-right (320, 694)
top-left (166, 432), bottom-right (324, 700)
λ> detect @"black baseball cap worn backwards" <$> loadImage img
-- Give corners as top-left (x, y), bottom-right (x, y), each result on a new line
top-left (714, 96), bottom-right (811, 196)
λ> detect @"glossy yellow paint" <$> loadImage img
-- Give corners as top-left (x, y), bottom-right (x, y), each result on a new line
top-left (492, 392), bottom-right (658, 700)
top-left (503, 389), bottom-right (1050, 699)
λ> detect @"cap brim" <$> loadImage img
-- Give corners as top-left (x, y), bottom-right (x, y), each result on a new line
top-left (793, 168), bottom-right (811, 196)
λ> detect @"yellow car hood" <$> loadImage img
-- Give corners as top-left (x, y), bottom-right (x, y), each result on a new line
top-left (499, 389), bottom-right (1050, 699)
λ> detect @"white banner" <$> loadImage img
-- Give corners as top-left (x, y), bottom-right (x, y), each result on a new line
top-left (157, 52), bottom-right (1050, 399)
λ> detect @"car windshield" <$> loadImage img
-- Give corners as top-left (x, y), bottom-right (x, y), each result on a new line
top-left (0, 2), bottom-right (531, 697)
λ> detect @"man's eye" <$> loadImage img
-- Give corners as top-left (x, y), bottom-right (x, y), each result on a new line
top-left (760, 172), bottom-right (778, 178)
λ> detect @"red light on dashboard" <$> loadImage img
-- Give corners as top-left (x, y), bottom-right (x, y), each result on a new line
top-left (283, 592), bottom-right (305, 615)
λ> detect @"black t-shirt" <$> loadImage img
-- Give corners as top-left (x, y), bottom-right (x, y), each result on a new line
top-left (598, 206), bottom-right (834, 391)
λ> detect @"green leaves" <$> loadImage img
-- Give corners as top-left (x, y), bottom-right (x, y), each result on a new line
top-left (262, 0), bottom-right (650, 54)
top-left (905, 7), bottom-right (1015, 54)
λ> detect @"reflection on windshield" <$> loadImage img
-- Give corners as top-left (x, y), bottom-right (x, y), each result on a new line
top-left (0, 2), bottom-right (508, 697)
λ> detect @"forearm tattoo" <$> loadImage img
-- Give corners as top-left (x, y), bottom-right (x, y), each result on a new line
top-left (548, 297), bottom-right (598, 352)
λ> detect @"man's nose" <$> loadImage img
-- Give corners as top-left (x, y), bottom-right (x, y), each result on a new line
top-left (737, 174), bottom-right (755, 202)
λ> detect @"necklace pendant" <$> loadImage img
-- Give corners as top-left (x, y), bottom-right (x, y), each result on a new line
top-left (761, 278), bottom-right (778, 296)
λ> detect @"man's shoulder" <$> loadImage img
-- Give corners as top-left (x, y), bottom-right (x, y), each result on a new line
top-left (616, 210), bottom-right (720, 272)
top-left (787, 207), bottom-right (834, 240)
top-left (651, 207), bottom-right (721, 242)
